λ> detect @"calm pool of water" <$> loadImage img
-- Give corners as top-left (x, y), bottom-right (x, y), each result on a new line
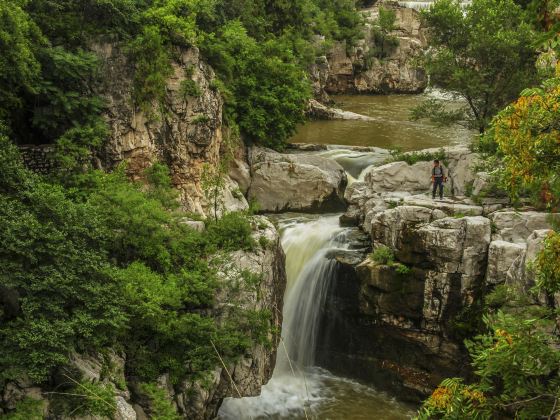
top-left (291, 90), bottom-right (475, 151)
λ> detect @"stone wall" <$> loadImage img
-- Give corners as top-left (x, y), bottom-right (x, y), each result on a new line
top-left (18, 144), bottom-right (57, 174)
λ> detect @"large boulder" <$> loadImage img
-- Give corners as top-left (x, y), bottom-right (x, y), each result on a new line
top-left (486, 241), bottom-right (527, 286)
top-left (485, 229), bottom-right (553, 290)
top-left (491, 211), bottom-right (557, 243)
top-left (363, 161), bottom-right (432, 194)
top-left (248, 147), bottom-right (347, 212)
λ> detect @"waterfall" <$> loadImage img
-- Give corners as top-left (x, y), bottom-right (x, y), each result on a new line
top-left (219, 215), bottom-right (350, 419)
top-left (397, 0), bottom-right (472, 10)
top-left (315, 147), bottom-right (389, 182)
top-left (276, 216), bottom-right (348, 371)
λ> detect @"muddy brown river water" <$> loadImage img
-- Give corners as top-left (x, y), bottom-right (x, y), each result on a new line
top-left (291, 91), bottom-right (475, 150)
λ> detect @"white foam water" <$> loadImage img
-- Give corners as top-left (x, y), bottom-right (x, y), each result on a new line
top-left (315, 146), bottom-right (390, 182)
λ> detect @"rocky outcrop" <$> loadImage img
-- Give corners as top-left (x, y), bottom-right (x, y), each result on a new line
top-left (485, 211), bottom-right (557, 289)
top-left (311, 2), bottom-right (428, 98)
top-left (317, 144), bottom-right (557, 402)
top-left (247, 147), bottom-right (347, 213)
top-left (93, 43), bottom-right (247, 216)
top-left (343, 145), bottom-right (482, 228)
top-left (178, 216), bottom-right (286, 419)
top-left (307, 99), bottom-right (376, 121)
top-left (0, 218), bottom-right (286, 420)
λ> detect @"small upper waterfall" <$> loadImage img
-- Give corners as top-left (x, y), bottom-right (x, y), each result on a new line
top-left (397, 0), bottom-right (471, 10)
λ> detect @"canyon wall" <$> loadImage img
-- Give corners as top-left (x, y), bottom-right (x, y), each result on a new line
top-left (93, 43), bottom-right (248, 216)
top-left (311, 2), bottom-right (428, 100)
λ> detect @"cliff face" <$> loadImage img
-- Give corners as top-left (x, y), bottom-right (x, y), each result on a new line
top-left (316, 146), bottom-right (557, 400)
top-left (311, 3), bottom-right (428, 98)
top-left (92, 43), bottom-right (248, 216)
top-left (0, 217), bottom-right (287, 420)
top-left (2, 47), bottom-right (285, 420)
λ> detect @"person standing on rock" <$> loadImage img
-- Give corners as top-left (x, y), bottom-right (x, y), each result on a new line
top-left (431, 159), bottom-right (447, 200)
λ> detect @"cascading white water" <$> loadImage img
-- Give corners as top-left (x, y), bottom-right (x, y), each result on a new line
top-left (276, 216), bottom-right (349, 371)
top-left (219, 215), bottom-right (349, 418)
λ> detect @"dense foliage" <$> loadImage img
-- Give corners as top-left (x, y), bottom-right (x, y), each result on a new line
top-left (418, 51), bottom-right (560, 420)
top-left (0, 136), bottom-right (270, 416)
top-left (0, 0), bottom-right (363, 152)
top-left (412, 0), bottom-right (540, 133)
top-left (490, 75), bottom-right (560, 209)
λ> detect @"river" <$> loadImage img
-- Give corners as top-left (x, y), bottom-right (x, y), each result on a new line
top-left (291, 91), bottom-right (474, 150)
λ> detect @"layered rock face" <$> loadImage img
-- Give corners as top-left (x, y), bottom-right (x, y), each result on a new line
top-left (247, 147), bottom-right (348, 213)
top-left (315, 145), bottom-right (557, 401)
top-left (93, 44), bottom-right (247, 216)
top-left (342, 145), bottom-right (481, 228)
top-left (0, 218), bottom-right (286, 420)
top-left (311, 2), bottom-right (428, 98)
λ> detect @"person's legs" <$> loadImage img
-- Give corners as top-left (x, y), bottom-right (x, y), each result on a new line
top-left (432, 180), bottom-right (438, 199)
top-left (438, 179), bottom-right (444, 199)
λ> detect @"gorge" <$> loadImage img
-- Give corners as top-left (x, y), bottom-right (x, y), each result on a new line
top-left (1, 0), bottom-right (559, 419)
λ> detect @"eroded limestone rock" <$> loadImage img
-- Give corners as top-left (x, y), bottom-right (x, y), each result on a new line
top-left (491, 211), bottom-right (557, 243)
top-left (312, 4), bottom-right (428, 96)
top-left (93, 44), bottom-right (235, 217)
top-left (248, 147), bottom-right (347, 212)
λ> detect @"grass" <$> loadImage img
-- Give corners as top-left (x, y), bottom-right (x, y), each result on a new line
top-left (388, 148), bottom-right (448, 166)
top-left (369, 245), bottom-right (411, 276)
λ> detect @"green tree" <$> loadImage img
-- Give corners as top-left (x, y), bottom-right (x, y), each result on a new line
top-left (370, 7), bottom-right (399, 60)
top-left (412, 0), bottom-right (539, 133)
top-left (0, 0), bottom-right (43, 125)
top-left (202, 21), bottom-right (311, 149)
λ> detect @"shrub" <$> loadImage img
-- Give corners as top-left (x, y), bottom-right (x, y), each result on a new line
top-left (393, 262), bottom-right (411, 275)
top-left (370, 245), bottom-right (395, 265)
top-left (206, 212), bottom-right (256, 252)
top-left (0, 138), bottom-right (263, 401)
top-left (4, 398), bottom-right (44, 420)
top-left (139, 383), bottom-right (180, 420)
top-left (179, 79), bottom-right (201, 99)
top-left (388, 148), bottom-right (447, 166)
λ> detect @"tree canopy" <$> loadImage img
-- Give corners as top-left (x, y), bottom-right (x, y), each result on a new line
top-left (412, 0), bottom-right (540, 133)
